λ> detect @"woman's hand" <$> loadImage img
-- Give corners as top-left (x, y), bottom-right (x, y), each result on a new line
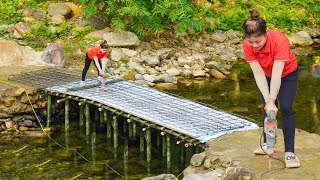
top-left (265, 99), bottom-right (278, 115)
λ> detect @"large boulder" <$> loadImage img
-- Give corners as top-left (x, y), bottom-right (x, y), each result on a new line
top-left (289, 31), bottom-right (314, 46)
top-left (0, 39), bottom-right (45, 66)
top-left (102, 31), bottom-right (140, 47)
top-left (41, 43), bottom-right (65, 67)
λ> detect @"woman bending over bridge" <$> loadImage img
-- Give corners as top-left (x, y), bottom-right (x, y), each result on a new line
top-left (81, 40), bottom-right (110, 89)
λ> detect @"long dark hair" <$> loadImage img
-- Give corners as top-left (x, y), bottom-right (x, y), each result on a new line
top-left (243, 10), bottom-right (267, 37)
top-left (100, 40), bottom-right (108, 49)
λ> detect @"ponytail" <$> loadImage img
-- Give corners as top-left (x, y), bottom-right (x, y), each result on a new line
top-left (243, 9), bottom-right (267, 37)
top-left (100, 40), bottom-right (108, 49)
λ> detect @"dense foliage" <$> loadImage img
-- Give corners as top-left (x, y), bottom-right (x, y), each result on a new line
top-left (0, 0), bottom-right (319, 43)
top-left (76, 0), bottom-right (320, 36)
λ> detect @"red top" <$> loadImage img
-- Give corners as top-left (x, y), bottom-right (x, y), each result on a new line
top-left (87, 46), bottom-right (109, 61)
top-left (243, 30), bottom-right (298, 77)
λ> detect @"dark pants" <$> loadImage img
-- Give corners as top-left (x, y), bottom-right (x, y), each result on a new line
top-left (81, 54), bottom-right (102, 81)
top-left (262, 68), bottom-right (298, 153)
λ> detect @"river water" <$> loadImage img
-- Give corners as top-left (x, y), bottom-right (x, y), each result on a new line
top-left (1, 51), bottom-right (320, 179)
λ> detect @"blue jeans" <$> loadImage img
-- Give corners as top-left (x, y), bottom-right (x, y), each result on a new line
top-left (262, 68), bottom-right (298, 153)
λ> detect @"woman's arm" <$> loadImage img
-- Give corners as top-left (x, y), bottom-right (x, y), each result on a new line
top-left (93, 56), bottom-right (103, 75)
top-left (266, 61), bottom-right (285, 114)
top-left (249, 61), bottom-right (270, 103)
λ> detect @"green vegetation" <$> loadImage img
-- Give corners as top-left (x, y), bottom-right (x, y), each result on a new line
top-left (0, 0), bottom-right (319, 48)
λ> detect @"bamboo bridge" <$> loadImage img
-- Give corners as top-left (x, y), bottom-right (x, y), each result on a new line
top-left (8, 68), bottom-right (259, 171)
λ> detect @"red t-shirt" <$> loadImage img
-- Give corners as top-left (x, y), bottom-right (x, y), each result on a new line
top-left (243, 30), bottom-right (297, 78)
top-left (87, 46), bottom-right (109, 61)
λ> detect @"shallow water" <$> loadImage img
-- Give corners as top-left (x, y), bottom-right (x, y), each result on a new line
top-left (0, 121), bottom-right (193, 179)
top-left (166, 68), bottom-right (320, 135)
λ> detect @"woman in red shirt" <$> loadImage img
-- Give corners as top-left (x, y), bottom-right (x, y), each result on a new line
top-left (81, 40), bottom-right (109, 86)
top-left (243, 10), bottom-right (300, 168)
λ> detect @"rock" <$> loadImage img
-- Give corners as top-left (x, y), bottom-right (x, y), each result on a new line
top-left (48, 3), bottom-right (72, 18)
top-left (142, 174), bottom-right (178, 180)
top-left (143, 74), bottom-right (155, 83)
top-left (192, 70), bottom-right (206, 77)
top-left (183, 171), bottom-right (221, 180)
top-left (203, 158), bottom-right (212, 169)
top-left (142, 55), bottom-right (160, 67)
top-left (221, 167), bottom-right (256, 180)
top-left (212, 33), bottom-right (226, 43)
top-left (18, 126), bottom-right (28, 131)
top-left (103, 31), bottom-right (140, 47)
top-left (18, 8), bottom-right (47, 22)
top-left (209, 69), bottom-right (226, 79)
top-left (4, 120), bottom-right (14, 129)
top-left (166, 68), bottom-right (180, 76)
top-left (14, 22), bottom-right (31, 36)
top-left (23, 130), bottom-right (47, 137)
top-left (87, 15), bottom-right (110, 30)
top-left (81, 162), bottom-right (105, 175)
top-left (41, 43), bottom-right (65, 67)
top-left (110, 48), bottom-right (129, 62)
top-left (1, 87), bottom-right (25, 97)
top-left (154, 83), bottom-right (176, 90)
top-left (190, 153), bottom-right (206, 167)
top-left (290, 31), bottom-right (314, 46)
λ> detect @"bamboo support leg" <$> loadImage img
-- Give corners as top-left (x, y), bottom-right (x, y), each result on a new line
top-left (132, 122), bottom-right (137, 139)
top-left (140, 129), bottom-right (145, 153)
top-left (124, 139), bottom-right (128, 179)
top-left (91, 125), bottom-right (97, 163)
top-left (180, 143), bottom-right (186, 169)
top-left (146, 128), bottom-right (151, 164)
top-left (106, 112), bottom-right (112, 140)
top-left (162, 135), bottom-right (166, 158)
top-left (79, 104), bottom-right (84, 127)
top-left (112, 116), bottom-right (118, 150)
top-left (100, 111), bottom-right (104, 127)
top-left (128, 121), bottom-right (133, 140)
top-left (46, 95), bottom-right (51, 127)
top-left (85, 104), bottom-right (90, 136)
top-left (166, 134), bottom-right (171, 173)
top-left (65, 99), bottom-right (69, 131)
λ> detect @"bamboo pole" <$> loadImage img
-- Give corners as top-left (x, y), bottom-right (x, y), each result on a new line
top-left (65, 99), bottom-right (69, 131)
top-left (46, 95), bottom-right (51, 127)
top-left (112, 116), bottom-right (118, 150)
top-left (124, 139), bottom-right (129, 179)
top-left (79, 103), bottom-right (84, 127)
top-left (140, 128), bottom-right (145, 153)
top-left (85, 104), bottom-right (90, 136)
top-left (166, 134), bottom-right (171, 173)
top-left (180, 143), bottom-right (186, 169)
top-left (132, 121), bottom-right (137, 139)
top-left (162, 133), bottom-right (166, 158)
top-left (146, 128), bottom-right (151, 164)
top-left (106, 112), bottom-right (112, 140)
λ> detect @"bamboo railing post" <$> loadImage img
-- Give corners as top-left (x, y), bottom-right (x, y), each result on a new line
top-left (46, 95), bottom-right (51, 127)
top-left (85, 104), bottom-right (90, 136)
top-left (65, 99), bottom-right (69, 131)
top-left (100, 110), bottom-right (104, 127)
